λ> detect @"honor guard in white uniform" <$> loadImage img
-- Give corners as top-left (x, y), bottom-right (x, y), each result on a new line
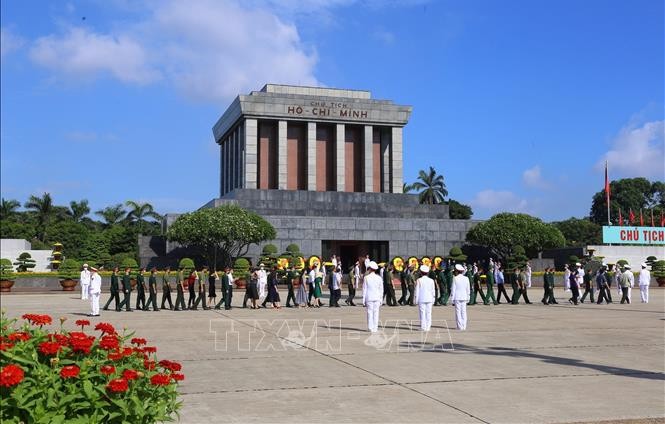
top-left (639, 263), bottom-right (650, 303)
top-left (80, 263), bottom-right (91, 300)
top-left (258, 265), bottom-right (267, 300)
top-left (414, 264), bottom-right (436, 331)
top-left (362, 261), bottom-right (383, 333)
top-left (450, 264), bottom-right (471, 331)
top-left (89, 267), bottom-right (102, 316)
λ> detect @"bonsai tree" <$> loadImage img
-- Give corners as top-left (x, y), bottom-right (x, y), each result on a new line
top-left (0, 258), bottom-right (15, 281)
top-left (507, 245), bottom-right (528, 270)
top-left (233, 258), bottom-right (250, 281)
top-left (616, 259), bottom-right (629, 269)
top-left (179, 258), bottom-right (195, 274)
top-left (646, 256), bottom-right (657, 267)
top-left (652, 260), bottom-right (665, 286)
top-left (14, 252), bottom-right (36, 272)
top-left (121, 257), bottom-right (139, 270)
top-left (448, 246), bottom-right (467, 264)
top-left (260, 244), bottom-right (278, 268)
top-left (58, 258), bottom-right (81, 281)
top-left (286, 243), bottom-right (301, 256)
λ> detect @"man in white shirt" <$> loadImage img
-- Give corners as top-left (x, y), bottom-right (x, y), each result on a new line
top-left (362, 261), bottom-right (383, 333)
top-left (450, 264), bottom-right (471, 331)
top-left (525, 262), bottom-right (532, 288)
top-left (258, 264), bottom-right (267, 300)
top-left (331, 267), bottom-right (342, 307)
top-left (639, 263), bottom-right (650, 303)
top-left (414, 264), bottom-right (436, 331)
top-left (88, 267), bottom-right (102, 316)
top-left (364, 255), bottom-right (371, 273)
top-left (80, 263), bottom-right (91, 300)
top-left (620, 265), bottom-right (634, 304)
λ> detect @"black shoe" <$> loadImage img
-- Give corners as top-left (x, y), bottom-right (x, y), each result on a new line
top-left (102, 307), bottom-right (108, 311)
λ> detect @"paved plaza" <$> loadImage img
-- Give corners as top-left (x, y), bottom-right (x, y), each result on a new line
top-left (3, 288), bottom-right (664, 423)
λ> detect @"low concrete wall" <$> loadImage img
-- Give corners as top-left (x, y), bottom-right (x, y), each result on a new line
top-left (587, 245), bottom-right (664, 267)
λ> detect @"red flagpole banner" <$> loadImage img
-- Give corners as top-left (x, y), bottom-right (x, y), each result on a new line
top-left (619, 209), bottom-right (623, 226)
top-left (652, 209), bottom-right (655, 227)
top-left (629, 209), bottom-right (635, 224)
top-left (640, 209), bottom-right (644, 226)
top-left (661, 210), bottom-right (665, 227)
top-left (604, 161), bottom-right (611, 224)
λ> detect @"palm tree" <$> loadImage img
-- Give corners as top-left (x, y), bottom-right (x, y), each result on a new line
top-left (95, 204), bottom-right (126, 227)
top-left (125, 201), bottom-right (163, 234)
top-left (0, 198), bottom-right (21, 219)
top-left (402, 183), bottom-right (415, 194)
top-left (411, 166), bottom-right (448, 205)
top-left (24, 192), bottom-right (55, 241)
top-left (67, 200), bottom-right (91, 222)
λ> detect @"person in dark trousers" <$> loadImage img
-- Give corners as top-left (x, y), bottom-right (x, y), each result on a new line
top-left (135, 268), bottom-right (147, 311)
top-left (222, 267), bottom-right (234, 310)
top-left (484, 267), bottom-right (497, 305)
top-left (510, 268), bottom-right (521, 304)
top-left (495, 266), bottom-right (511, 304)
top-left (284, 266), bottom-right (297, 307)
top-left (469, 270), bottom-right (487, 305)
top-left (346, 262), bottom-right (359, 306)
top-left (568, 268), bottom-right (580, 305)
top-left (383, 264), bottom-right (397, 306)
top-left (262, 267), bottom-right (282, 309)
top-left (397, 265), bottom-right (408, 305)
top-left (161, 267), bottom-right (174, 310)
top-left (405, 266), bottom-right (416, 306)
top-left (144, 268), bottom-right (159, 311)
top-left (515, 267), bottom-right (531, 304)
top-left (541, 268), bottom-right (558, 304)
top-left (174, 267), bottom-right (187, 311)
top-left (193, 267), bottom-right (209, 310)
top-left (103, 267), bottom-right (121, 311)
top-left (580, 268), bottom-right (595, 303)
top-left (187, 270), bottom-right (197, 309)
top-left (208, 269), bottom-right (218, 307)
top-left (119, 267), bottom-right (133, 311)
top-left (596, 266), bottom-right (612, 304)
top-left (244, 269), bottom-right (260, 309)
top-left (215, 267), bottom-right (232, 310)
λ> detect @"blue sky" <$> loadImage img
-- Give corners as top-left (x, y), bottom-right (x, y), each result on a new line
top-left (1, 0), bottom-right (663, 221)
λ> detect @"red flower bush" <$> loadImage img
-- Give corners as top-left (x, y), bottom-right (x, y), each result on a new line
top-left (21, 314), bottom-right (52, 327)
top-left (94, 322), bottom-right (116, 335)
top-left (106, 378), bottom-right (129, 393)
top-left (122, 369), bottom-right (139, 380)
top-left (1, 311), bottom-right (183, 423)
top-left (130, 337), bottom-right (147, 346)
top-left (100, 365), bottom-right (115, 375)
top-left (99, 335), bottom-right (120, 351)
top-left (0, 364), bottom-right (24, 387)
top-left (150, 374), bottom-right (171, 386)
top-left (38, 341), bottom-right (63, 356)
top-left (60, 365), bottom-right (80, 379)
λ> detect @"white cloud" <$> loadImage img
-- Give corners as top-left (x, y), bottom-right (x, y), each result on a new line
top-left (372, 29), bottom-right (395, 45)
top-left (469, 189), bottom-right (530, 217)
top-left (27, 0), bottom-right (319, 102)
top-left (1, 28), bottom-right (25, 57)
top-left (522, 165), bottom-right (550, 189)
top-left (597, 119), bottom-right (665, 178)
top-left (30, 27), bottom-right (159, 84)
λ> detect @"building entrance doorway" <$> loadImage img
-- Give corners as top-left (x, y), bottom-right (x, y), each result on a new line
top-left (321, 240), bottom-right (389, 273)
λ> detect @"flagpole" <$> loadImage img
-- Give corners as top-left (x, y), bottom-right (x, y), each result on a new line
top-left (605, 160), bottom-right (611, 225)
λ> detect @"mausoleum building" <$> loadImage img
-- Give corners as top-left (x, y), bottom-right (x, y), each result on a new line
top-left (141, 84), bottom-right (478, 268)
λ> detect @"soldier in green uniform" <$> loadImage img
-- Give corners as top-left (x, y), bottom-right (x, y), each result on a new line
top-left (102, 266), bottom-right (121, 311)
top-left (513, 267), bottom-right (532, 304)
top-left (405, 265), bottom-right (416, 306)
top-left (161, 267), bottom-right (174, 310)
top-left (465, 265), bottom-right (476, 304)
top-left (383, 264), bottom-right (397, 306)
top-left (510, 267), bottom-right (521, 304)
top-left (144, 267), bottom-right (159, 311)
top-left (284, 266), bottom-right (297, 307)
top-left (174, 266), bottom-right (187, 311)
top-left (469, 268), bottom-right (487, 305)
top-left (192, 266), bottom-right (209, 310)
top-left (118, 267), bottom-right (133, 311)
top-left (135, 268), bottom-right (147, 311)
top-left (440, 260), bottom-right (453, 306)
top-left (484, 266), bottom-right (497, 305)
top-left (542, 267), bottom-right (558, 304)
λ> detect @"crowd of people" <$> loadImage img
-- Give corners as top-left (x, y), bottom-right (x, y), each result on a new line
top-left (78, 254), bottom-right (652, 332)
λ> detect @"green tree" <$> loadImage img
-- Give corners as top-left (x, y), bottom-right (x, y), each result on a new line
top-left (590, 177), bottom-right (664, 225)
top-left (411, 166), bottom-right (448, 205)
top-left (104, 225), bottom-right (136, 255)
top-left (166, 205), bottom-right (276, 268)
top-left (448, 199), bottom-right (473, 219)
top-left (67, 199), bottom-right (91, 222)
top-left (466, 213), bottom-right (565, 262)
top-left (14, 252), bottom-right (36, 272)
top-left (95, 204), bottom-right (126, 227)
top-left (80, 232), bottom-right (111, 266)
top-left (24, 192), bottom-right (55, 242)
top-left (125, 200), bottom-right (163, 234)
top-left (552, 217), bottom-right (602, 247)
top-left (0, 258), bottom-right (15, 280)
top-left (0, 198), bottom-right (21, 219)
top-left (58, 258), bottom-right (81, 280)
top-left (47, 221), bottom-right (90, 260)
top-left (402, 183), bottom-right (415, 194)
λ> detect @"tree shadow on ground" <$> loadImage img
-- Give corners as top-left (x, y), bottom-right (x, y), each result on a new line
top-left (405, 342), bottom-right (665, 381)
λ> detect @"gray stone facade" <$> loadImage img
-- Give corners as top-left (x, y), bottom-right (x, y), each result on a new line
top-left (142, 189), bottom-right (479, 267)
